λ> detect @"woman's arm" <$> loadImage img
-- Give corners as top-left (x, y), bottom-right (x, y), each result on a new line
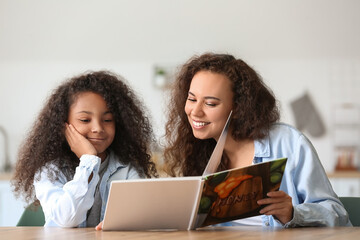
top-left (274, 134), bottom-right (352, 227)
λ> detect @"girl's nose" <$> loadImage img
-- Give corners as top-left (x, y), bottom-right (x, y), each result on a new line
top-left (91, 121), bottom-right (104, 133)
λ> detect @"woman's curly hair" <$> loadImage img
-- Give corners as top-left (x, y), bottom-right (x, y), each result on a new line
top-left (12, 70), bottom-right (158, 203)
top-left (163, 53), bottom-right (280, 177)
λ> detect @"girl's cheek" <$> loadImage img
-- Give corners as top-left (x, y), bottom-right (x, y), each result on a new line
top-left (71, 124), bottom-right (87, 136)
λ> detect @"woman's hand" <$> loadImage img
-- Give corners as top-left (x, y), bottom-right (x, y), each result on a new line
top-left (95, 221), bottom-right (103, 231)
top-left (65, 123), bottom-right (97, 158)
top-left (257, 190), bottom-right (293, 224)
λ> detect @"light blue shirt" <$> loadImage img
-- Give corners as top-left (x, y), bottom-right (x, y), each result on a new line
top-left (34, 151), bottom-right (141, 227)
top-left (227, 123), bottom-right (352, 227)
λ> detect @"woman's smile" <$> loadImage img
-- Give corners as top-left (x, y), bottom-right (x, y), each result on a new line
top-left (192, 119), bottom-right (210, 129)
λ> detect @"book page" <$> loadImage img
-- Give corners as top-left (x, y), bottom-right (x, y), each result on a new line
top-left (195, 158), bottom-right (287, 228)
top-left (202, 111), bottom-right (232, 176)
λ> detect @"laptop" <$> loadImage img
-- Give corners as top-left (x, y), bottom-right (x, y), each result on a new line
top-left (102, 112), bottom-right (231, 230)
top-left (102, 177), bottom-right (203, 230)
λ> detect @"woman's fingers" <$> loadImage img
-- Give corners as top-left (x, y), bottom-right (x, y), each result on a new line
top-left (257, 190), bottom-right (293, 224)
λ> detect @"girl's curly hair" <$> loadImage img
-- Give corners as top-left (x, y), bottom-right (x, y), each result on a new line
top-left (12, 70), bottom-right (158, 203)
top-left (163, 53), bottom-right (280, 177)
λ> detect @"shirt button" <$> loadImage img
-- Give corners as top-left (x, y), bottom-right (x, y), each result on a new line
top-left (265, 222), bottom-right (270, 226)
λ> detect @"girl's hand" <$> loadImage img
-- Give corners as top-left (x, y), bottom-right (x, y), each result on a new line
top-left (257, 190), bottom-right (293, 224)
top-left (95, 221), bottom-right (103, 231)
top-left (65, 123), bottom-right (97, 158)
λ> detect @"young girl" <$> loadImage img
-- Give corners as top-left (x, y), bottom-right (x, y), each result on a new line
top-left (12, 71), bottom-right (158, 228)
top-left (163, 53), bottom-right (352, 227)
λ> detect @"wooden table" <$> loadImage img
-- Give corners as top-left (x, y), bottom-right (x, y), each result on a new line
top-left (0, 226), bottom-right (359, 240)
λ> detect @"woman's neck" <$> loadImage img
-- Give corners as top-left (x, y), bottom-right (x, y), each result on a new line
top-left (223, 136), bottom-right (254, 169)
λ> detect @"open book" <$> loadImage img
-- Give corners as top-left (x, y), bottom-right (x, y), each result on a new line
top-left (102, 112), bottom-right (287, 230)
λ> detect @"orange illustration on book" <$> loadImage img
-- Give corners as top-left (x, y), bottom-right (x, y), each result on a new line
top-left (210, 174), bottom-right (263, 219)
top-left (214, 175), bottom-right (254, 198)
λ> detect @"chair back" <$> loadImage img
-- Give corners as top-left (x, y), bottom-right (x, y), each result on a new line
top-left (339, 197), bottom-right (360, 227)
top-left (16, 202), bottom-right (45, 226)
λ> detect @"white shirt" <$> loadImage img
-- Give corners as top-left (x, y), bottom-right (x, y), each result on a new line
top-left (34, 151), bottom-right (141, 227)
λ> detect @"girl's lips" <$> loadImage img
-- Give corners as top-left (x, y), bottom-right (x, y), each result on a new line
top-left (88, 138), bottom-right (105, 143)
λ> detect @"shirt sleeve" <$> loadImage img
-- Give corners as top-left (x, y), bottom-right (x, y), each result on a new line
top-left (34, 155), bottom-right (101, 227)
top-left (281, 135), bottom-right (352, 227)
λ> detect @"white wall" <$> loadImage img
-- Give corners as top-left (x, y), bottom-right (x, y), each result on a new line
top-left (1, 0), bottom-right (359, 61)
top-left (0, 1), bottom-right (360, 223)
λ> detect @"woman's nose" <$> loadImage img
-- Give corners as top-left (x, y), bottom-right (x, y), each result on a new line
top-left (191, 102), bottom-right (204, 116)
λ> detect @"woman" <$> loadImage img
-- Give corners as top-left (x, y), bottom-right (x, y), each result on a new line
top-left (163, 53), bottom-right (351, 227)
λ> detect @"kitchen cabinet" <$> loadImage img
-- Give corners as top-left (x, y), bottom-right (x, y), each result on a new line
top-left (328, 171), bottom-right (360, 197)
top-left (0, 174), bottom-right (26, 226)
top-left (328, 104), bottom-right (360, 197)
top-left (332, 104), bottom-right (359, 171)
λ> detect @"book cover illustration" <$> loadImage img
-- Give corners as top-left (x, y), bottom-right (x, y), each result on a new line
top-left (195, 157), bottom-right (287, 228)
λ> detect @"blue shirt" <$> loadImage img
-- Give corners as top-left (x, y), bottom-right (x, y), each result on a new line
top-left (34, 151), bottom-right (141, 227)
top-left (228, 123), bottom-right (352, 227)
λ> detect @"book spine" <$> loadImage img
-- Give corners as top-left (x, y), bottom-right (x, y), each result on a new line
top-left (188, 180), bottom-right (205, 230)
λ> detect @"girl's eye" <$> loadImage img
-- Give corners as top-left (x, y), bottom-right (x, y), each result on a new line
top-left (187, 98), bottom-right (196, 102)
top-left (104, 119), bottom-right (113, 123)
top-left (79, 119), bottom-right (90, 123)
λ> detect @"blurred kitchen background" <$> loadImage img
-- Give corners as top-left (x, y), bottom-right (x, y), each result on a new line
top-left (1, 0), bottom-right (360, 226)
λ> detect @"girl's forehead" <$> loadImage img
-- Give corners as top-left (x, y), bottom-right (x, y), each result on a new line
top-left (69, 91), bottom-right (108, 109)
top-left (71, 91), bottom-right (102, 102)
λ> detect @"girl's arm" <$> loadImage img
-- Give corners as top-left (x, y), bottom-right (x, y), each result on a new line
top-left (34, 154), bottom-right (101, 227)
top-left (65, 123), bottom-right (97, 158)
top-left (35, 123), bottom-right (101, 227)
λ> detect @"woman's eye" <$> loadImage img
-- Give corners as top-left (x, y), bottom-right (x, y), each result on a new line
top-left (104, 119), bottom-right (113, 123)
top-left (187, 98), bottom-right (196, 102)
top-left (206, 102), bottom-right (217, 107)
top-left (79, 119), bottom-right (90, 123)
